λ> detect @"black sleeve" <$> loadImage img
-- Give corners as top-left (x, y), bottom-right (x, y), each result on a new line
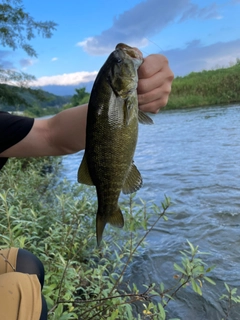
top-left (0, 111), bottom-right (34, 170)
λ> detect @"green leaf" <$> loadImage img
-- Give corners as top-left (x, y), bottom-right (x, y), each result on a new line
top-left (206, 265), bottom-right (216, 273)
top-left (158, 303), bottom-right (166, 320)
top-left (191, 279), bottom-right (202, 295)
top-left (187, 240), bottom-right (198, 256)
top-left (160, 282), bottom-right (165, 293)
top-left (204, 276), bottom-right (216, 285)
top-left (224, 282), bottom-right (230, 292)
top-left (174, 263), bottom-right (187, 275)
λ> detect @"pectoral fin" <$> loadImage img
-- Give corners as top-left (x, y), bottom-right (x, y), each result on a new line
top-left (123, 95), bottom-right (137, 125)
top-left (138, 110), bottom-right (154, 125)
top-left (122, 162), bottom-right (142, 194)
top-left (77, 153), bottom-right (94, 185)
top-left (123, 98), bottom-right (132, 126)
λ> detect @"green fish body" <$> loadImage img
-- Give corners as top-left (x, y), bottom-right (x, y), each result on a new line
top-left (78, 43), bottom-right (153, 245)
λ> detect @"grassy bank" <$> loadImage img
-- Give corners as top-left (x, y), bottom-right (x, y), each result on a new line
top-left (165, 60), bottom-right (240, 110)
top-left (0, 157), bottom-right (234, 319)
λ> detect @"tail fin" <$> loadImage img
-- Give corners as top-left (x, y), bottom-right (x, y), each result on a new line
top-left (96, 207), bottom-right (124, 246)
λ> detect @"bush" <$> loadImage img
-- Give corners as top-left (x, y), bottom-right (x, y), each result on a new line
top-left (0, 157), bottom-right (225, 319)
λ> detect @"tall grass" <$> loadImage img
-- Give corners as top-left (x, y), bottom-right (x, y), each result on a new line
top-left (166, 60), bottom-right (240, 109)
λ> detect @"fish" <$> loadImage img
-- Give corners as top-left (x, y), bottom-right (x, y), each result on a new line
top-left (78, 43), bottom-right (153, 245)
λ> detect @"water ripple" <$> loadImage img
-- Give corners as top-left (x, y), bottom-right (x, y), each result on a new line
top-left (61, 104), bottom-right (240, 319)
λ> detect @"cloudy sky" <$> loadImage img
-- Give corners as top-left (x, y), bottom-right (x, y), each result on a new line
top-left (1, 0), bottom-right (240, 95)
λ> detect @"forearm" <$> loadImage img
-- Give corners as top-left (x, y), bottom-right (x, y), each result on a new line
top-left (47, 104), bottom-right (88, 154)
top-left (0, 104), bottom-right (88, 158)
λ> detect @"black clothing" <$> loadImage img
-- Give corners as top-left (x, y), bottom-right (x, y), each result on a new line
top-left (17, 249), bottom-right (47, 320)
top-left (0, 112), bottom-right (46, 319)
top-left (0, 111), bottom-right (34, 170)
top-left (16, 249), bottom-right (45, 289)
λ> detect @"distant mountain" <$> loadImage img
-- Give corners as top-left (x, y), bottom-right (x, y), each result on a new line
top-left (34, 81), bottom-right (94, 96)
top-left (0, 84), bottom-right (72, 112)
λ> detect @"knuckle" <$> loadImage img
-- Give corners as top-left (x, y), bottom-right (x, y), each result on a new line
top-left (160, 96), bottom-right (169, 107)
top-left (162, 82), bottom-right (173, 95)
top-left (169, 71), bottom-right (175, 81)
top-left (137, 79), bottom-right (148, 94)
top-left (137, 92), bottom-right (145, 105)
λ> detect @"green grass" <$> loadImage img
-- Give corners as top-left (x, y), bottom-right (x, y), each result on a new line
top-left (166, 60), bottom-right (240, 109)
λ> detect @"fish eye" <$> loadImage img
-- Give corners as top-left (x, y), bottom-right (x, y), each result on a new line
top-left (114, 57), bottom-right (122, 64)
top-left (112, 51), bottom-right (123, 64)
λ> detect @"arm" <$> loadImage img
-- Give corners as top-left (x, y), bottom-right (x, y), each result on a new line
top-left (0, 104), bottom-right (88, 157)
top-left (0, 54), bottom-right (174, 158)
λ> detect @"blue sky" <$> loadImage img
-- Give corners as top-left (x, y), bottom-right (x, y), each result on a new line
top-left (1, 0), bottom-right (240, 95)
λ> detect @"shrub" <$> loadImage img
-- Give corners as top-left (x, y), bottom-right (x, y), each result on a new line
top-left (0, 157), bottom-right (221, 319)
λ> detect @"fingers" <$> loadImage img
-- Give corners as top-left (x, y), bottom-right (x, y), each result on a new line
top-left (138, 77), bottom-right (173, 113)
top-left (138, 54), bottom-right (168, 79)
top-left (138, 68), bottom-right (166, 95)
top-left (137, 54), bottom-right (174, 113)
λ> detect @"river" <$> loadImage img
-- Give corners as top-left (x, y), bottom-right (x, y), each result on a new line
top-left (60, 104), bottom-right (240, 320)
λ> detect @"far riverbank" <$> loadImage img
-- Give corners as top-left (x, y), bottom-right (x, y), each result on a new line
top-left (165, 60), bottom-right (240, 110)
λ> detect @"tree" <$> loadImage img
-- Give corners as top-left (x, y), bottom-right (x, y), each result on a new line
top-left (0, 0), bottom-right (57, 108)
top-left (61, 87), bottom-right (90, 111)
top-left (71, 87), bottom-right (90, 106)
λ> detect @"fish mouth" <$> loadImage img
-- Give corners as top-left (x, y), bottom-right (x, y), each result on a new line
top-left (115, 43), bottom-right (143, 62)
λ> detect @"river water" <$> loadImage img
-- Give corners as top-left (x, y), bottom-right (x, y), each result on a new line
top-left (61, 104), bottom-right (240, 320)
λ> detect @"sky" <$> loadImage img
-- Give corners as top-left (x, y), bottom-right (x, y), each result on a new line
top-left (1, 0), bottom-right (240, 95)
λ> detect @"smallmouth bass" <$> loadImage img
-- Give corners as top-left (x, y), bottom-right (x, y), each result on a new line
top-left (78, 43), bottom-right (153, 245)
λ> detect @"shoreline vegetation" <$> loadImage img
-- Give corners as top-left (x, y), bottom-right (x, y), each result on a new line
top-left (0, 157), bottom-right (238, 319)
top-left (0, 157), bottom-right (217, 319)
top-left (2, 60), bottom-right (240, 118)
top-left (56, 59), bottom-right (240, 114)
top-left (165, 59), bottom-right (240, 110)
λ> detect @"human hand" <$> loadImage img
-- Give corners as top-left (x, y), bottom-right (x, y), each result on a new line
top-left (137, 54), bottom-right (174, 113)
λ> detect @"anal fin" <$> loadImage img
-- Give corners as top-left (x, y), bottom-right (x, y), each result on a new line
top-left (122, 162), bottom-right (142, 194)
top-left (77, 153), bottom-right (94, 185)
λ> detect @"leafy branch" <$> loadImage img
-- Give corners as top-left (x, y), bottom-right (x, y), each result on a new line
top-left (0, 0), bottom-right (57, 56)
top-left (220, 283), bottom-right (240, 320)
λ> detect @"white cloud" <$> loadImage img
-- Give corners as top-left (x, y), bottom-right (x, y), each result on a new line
top-left (179, 2), bottom-right (220, 22)
top-left (30, 71), bottom-right (98, 87)
top-left (77, 0), bottom-right (220, 55)
top-left (77, 37), bottom-right (148, 56)
top-left (163, 39), bottom-right (240, 76)
top-left (51, 57), bottom-right (58, 62)
top-left (31, 39), bottom-right (240, 90)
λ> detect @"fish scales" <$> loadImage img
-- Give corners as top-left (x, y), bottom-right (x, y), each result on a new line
top-left (78, 43), bottom-right (153, 245)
